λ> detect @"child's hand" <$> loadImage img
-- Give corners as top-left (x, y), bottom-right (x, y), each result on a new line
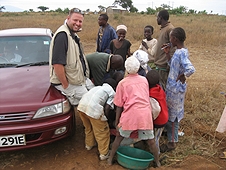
top-left (115, 129), bottom-right (120, 136)
top-left (142, 41), bottom-right (148, 50)
top-left (161, 43), bottom-right (171, 54)
top-left (115, 125), bottom-right (121, 136)
top-left (177, 74), bottom-right (186, 84)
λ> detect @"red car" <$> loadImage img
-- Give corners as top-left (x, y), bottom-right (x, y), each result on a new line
top-left (0, 28), bottom-right (75, 151)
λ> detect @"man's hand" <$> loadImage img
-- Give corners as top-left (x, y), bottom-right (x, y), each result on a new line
top-left (177, 74), bottom-right (186, 84)
top-left (53, 64), bottom-right (69, 89)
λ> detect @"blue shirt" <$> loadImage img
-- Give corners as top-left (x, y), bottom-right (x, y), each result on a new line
top-left (97, 24), bottom-right (117, 54)
top-left (166, 48), bottom-right (195, 122)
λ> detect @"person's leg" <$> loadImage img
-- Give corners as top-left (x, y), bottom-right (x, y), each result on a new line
top-left (138, 130), bottom-right (161, 167)
top-left (166, 118), bottom-right (179, 149)
top-left (107, 135), bottom-right (124, 165)
top-left (77, 110), bottom-right (96, 149)
top-left (108, 127), bottom-right (132, 165)
top-left (90, 118), bottom-right (110, 157)
top-left (146, 138), bottom-right (161, 167)
top-left (154, 127), bottom-right (164, 154)
top-left (55, 84), bottom-right (88, 105)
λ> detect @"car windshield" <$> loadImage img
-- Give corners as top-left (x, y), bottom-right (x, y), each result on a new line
top-left (0, 36), bottom-right (51, 66)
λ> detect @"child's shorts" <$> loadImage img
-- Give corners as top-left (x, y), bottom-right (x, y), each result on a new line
top-left (119, 127), bottom-right (154, 140)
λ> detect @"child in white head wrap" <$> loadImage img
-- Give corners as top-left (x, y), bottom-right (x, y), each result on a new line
top-left (132, 50), bottom-right (151, 76)
top-left (132, 50), bottom-right (149, 69)
top-left (110, 24), bottom-right (131, 68)
top-left (116, 25), bottom-right (127, 32)
top-left (125, 56), bottom-right (140, 74)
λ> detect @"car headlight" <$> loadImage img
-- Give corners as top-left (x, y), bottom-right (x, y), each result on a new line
top-left (33, 100), bottom-right (71, 119)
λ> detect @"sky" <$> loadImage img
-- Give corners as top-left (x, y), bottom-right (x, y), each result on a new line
top-left (1, 0), bottom-right (226, 15)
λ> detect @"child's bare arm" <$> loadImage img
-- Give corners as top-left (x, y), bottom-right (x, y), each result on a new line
top-left (127, 48), bottom-right (131, 57)
top-left (115, 106), bottom-right (123, 128)
top-left (104, 104), bottom-right (111, 120)
top-left (161, 43), bottom-right (172, 61)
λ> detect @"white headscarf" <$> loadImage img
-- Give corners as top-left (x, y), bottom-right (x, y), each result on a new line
top-left (116, 25), bottom-right (127, 32)
top-left (132, 50), bottom-right (149, 70)
top-left (125, 56), bottom-right (140, 74)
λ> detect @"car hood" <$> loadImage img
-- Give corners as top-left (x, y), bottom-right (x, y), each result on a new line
top-left (0, 65), bottom-right (64, 113)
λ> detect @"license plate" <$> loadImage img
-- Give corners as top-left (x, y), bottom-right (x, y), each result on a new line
top-left (0, 134), bottom-right (26, 147)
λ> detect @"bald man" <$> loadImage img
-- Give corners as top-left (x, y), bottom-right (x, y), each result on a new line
top-left (86, 52), bottom-right (123, 86)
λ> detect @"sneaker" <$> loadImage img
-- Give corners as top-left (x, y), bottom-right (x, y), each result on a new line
top-left (178, 130), bottom-right (185, 136)
top-left (99, 152), bottom-right (110, 161)
top-left (85, 145), bottom-right (93, 151)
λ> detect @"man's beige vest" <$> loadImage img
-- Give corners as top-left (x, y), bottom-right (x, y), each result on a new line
top-left (49, 25), bottom-right (89, 85)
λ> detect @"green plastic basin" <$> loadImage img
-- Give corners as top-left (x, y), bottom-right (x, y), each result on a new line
top-left (116, 146), bottom-right (154, 170)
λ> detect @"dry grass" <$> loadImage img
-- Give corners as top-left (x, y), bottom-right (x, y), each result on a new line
top-left (1, 12), bottom-right (226, 167)
top-left (1, 12), bottom-right (226, 47)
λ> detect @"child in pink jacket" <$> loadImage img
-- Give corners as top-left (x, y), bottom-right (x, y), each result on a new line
top-left (107, 56), bottom-right (160, 167)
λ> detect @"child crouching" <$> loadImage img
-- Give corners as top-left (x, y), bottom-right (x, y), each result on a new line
top-left (77, 78), bottom-right (117, 161)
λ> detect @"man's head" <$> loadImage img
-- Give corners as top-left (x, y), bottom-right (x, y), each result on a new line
top-left (3, 44), bottom-right (15, 56)
top-left (98, 13), bottom-right (108, 27)
top-left (66, 8), bottom-right (84, 32)
top-left (157, 9), bottom-right (169, 25)
top-left (146, 70), bottom-right (160, 88)
top-left (110, 54), bottom-right (123, 70)
top-left (4, 44), bottom-right (14, 53)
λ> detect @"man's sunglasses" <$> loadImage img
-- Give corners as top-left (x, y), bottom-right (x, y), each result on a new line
top-left (71, 8), bottom-right (84, 16)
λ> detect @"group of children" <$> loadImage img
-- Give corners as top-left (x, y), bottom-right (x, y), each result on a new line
top-left (76, 22), bottom-right (195, 168)
top-left (77, 56), bottom-right (164, 167)
top-left (109, 24), bottom-right (157, 72)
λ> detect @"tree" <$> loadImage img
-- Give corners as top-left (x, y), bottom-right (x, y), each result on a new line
top-left (0, 5), bottom-right (5, 12)
top-left (198, 10), bottom-right (207, 14)
top-left (146, 7), bottom-right (156, 15)
top-left (63, 8), bottom-right (69, 14)
top-left (171, 6), bottom-right (187, 14)
top-left (29, 9), bottom-right (34, 12)
top-left (188, 9), bottom-right (196, 14)
top-left (55, 8), bottom-right (63, 13)
top-left (129, 5), bottom-right (138, 13)
top-left (155, 6), bottom-right (165, 12)
top-left (37, 6), bottom-right (49, 12)
top-left (160, 3), bottom-right (171, 10)
top-left (98, 5), bottom-right (106, 12)
top-left (113, 0), bottom-right (133, 11)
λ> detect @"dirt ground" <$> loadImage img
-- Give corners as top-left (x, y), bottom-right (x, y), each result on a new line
top-left (0, 44), bottom-right (226, 170)
top-left (1, 113), bottom-right (226, 170)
